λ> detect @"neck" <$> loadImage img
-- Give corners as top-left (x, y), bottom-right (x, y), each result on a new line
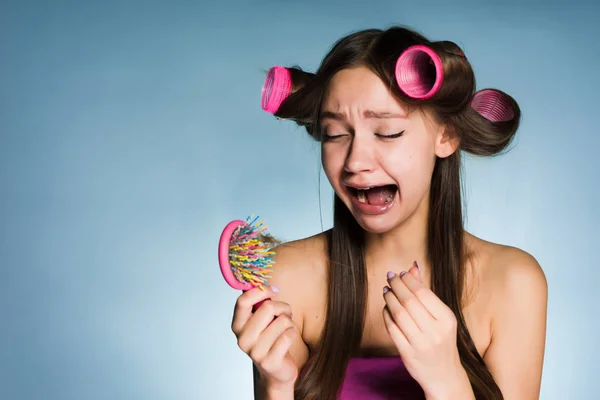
top-left (364, 194), bottom-right (430, 284)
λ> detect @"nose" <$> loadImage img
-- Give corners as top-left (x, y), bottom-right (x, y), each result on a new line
top-left (344, 137), bottom-right (375, 174)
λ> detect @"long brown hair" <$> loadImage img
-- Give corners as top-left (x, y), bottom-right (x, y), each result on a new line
top-left (270, 26), bottom-right (520, 400)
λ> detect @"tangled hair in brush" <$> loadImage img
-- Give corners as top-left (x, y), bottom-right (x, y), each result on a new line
top-left (261, 26), bottom-right (520, 400)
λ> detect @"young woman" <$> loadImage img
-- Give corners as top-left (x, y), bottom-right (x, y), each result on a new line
top-left (231, 26), bottom-right (547, 400)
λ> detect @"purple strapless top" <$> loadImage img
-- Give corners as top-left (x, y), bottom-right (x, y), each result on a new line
top-left (338, 356), bottom-right (425, 399)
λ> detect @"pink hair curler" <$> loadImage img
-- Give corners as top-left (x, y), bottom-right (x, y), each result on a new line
top-left (395, 45), bottom-right (444, 100)
top-left (261, 66), bottom-right (292, 114)
top-left (470, 89), bottom-right (515, 122)
top-left (218, 215), bottom-right (278, 309)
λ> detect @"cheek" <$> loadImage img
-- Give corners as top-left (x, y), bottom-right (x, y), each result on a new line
top-left (385, 141), bottom-right (436, 192)
top-left (320, 146), bottom-right (343, 184)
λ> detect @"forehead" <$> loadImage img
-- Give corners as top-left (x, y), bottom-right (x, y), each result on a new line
top-left (321, 66), bottom-right (408, 116)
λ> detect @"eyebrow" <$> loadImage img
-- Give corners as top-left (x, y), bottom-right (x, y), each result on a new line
top-left (319, 110), bottom-right (407, 120)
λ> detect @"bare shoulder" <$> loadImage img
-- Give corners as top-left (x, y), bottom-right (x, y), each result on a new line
top-left (466, 233), bottom-right (548, 324)
top-left (465, 235), bottom-right (548, 396)
top-left (268, 230), bottom-right (328, 290)
top-left (267, 230), bottom-right (329, 326)
top-left (471, 235), bottom-right (546, 290)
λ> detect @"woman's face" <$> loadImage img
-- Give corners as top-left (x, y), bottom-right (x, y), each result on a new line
top-left (320, 66), bottom-right (457, 234)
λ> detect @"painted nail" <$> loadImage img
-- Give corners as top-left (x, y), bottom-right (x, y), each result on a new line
top-left (290, 313), bottom-right (293, 319)
top-left (271, 286), bottom-right (280, 293)
top-left (415, 261), bottom-right (421, 277)
top-left (399, 271), bottom-right (407, 278)
top-left (387, 271), bottom-right (395, 280)
top-left (383, 286), bottom-right (390, 294)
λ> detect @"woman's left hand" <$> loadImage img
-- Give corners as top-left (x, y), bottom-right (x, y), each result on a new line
top-left (382, 262), bottom-right (473, 399)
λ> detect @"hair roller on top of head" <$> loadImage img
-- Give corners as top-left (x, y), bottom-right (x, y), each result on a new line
top-left (470, 89), bottom-right (515, 122)
top-left (261, 66), bottom-right (292, 114)
top-left (395, 44), bottom-right (444, 100)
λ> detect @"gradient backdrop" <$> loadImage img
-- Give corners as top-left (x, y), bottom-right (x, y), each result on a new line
top-left (1, 0), bottom-right (598, 399)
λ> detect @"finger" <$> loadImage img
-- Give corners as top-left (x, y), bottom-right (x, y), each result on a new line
top-left (232, 286), bottom-right (279, 334)
top-left (388, 271), bottom-right (435, 332)
top-left (383, 285), bottom-right (422, 344)
top-left (250, 314), bottom-right (297, 363)
top-left (260, 327), bottom-right (296, 373)
top-left (409, 262), bottom-right (421, 281)
top-left (401, 266), bottom-right (448, 320)
top-left (382, 306), bottom-right (409, 353)
top-left (236, 300), bottom-right (292, 353)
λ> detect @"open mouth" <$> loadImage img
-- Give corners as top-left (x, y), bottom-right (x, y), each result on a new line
top-left (349, 184), bottom-right (398, 206)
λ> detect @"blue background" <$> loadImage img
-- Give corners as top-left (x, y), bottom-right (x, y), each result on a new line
top-left (1, 0), bottom-right (597, 398)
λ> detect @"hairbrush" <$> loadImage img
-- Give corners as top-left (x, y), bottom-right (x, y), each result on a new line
top-left (218, 215), bottom-right (279, 293)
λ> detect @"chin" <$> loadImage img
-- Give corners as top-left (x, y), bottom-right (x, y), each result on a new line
top-left (353, 211), bottom-right (405, 234)
top-left (355, 218), bottom-right (398, 234)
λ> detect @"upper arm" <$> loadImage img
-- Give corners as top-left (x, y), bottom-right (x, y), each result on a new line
top-left (265, 241), bottom-right (312, 371)
top-left (483, 250), bottom-right (548, 399)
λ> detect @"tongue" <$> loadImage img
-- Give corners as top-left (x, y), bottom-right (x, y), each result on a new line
top-left (366, 185), bottom-right (396, 205)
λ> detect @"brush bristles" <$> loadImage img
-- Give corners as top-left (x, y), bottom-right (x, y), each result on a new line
top-left (229, 216), bottom-right (277, 290)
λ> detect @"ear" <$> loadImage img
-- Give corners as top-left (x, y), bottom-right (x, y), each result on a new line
top-left (434, 125), bottom-right (460, 158)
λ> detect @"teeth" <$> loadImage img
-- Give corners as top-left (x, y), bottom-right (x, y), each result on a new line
top-left (354, 188), bottom-right (395, 205)
top-left (357, 190), bottom-right (367, 203)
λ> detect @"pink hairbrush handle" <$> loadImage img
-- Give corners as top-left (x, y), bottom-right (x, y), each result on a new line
top-left (252, 299), bottom-right (268, 310)
top-left (218, 219), bottom-right (270, 311)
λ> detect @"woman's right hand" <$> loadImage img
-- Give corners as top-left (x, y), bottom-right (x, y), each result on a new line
top-left (231, 286), bottom-right (300, 391)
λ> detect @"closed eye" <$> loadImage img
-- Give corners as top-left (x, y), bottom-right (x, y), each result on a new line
top-left (376, 130), bottom-right (405, 139)
top-left (322, 133), bottom-right (348, 141)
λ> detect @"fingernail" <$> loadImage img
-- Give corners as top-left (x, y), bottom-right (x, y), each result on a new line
top-left (414, 261), bottom-right (422, 278)
top-left (290, 313), bottom-right (293, 319)
top-left (399, 271), bottom-right (407, 277)
top-left (271, 286), bottom-right (280, 293)
top-left (383, 286), bottom-right (390, 294)
top-left (387, 271), bottom-right (395, 280)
